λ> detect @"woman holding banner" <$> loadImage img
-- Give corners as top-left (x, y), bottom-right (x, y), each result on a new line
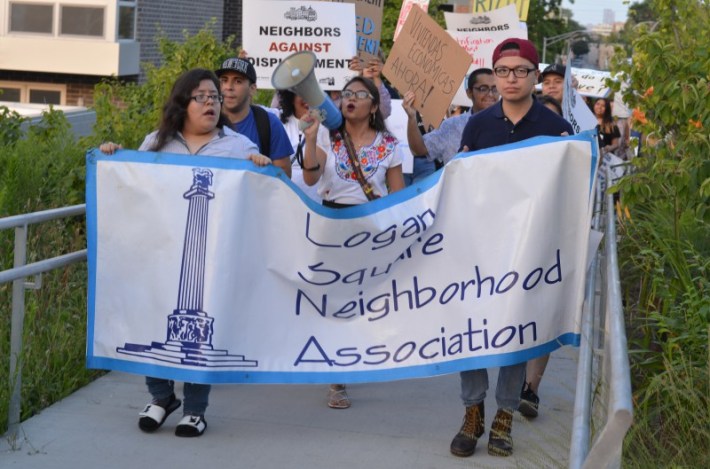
top-left (100, 68), bottom-right (271, 436)
top-left (301, 76), bottom-right (405, 408)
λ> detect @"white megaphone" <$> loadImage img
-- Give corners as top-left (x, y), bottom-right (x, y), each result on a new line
top-left (271, 50), bottom-right (342, 130)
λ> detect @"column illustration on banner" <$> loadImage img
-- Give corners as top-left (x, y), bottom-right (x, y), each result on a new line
top-left (117, 168), bottom-right (258, 368)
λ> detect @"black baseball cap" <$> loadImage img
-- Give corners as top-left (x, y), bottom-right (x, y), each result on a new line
top-left (215, 58), bottom-right (257, 83)
top-left (539, 63), bottom-right (566, 82)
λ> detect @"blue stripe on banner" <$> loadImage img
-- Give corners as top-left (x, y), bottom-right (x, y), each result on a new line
top-left (86, 131), bottom-right (597, 220)
top-left (85, 333), bottom-right (579, 385)
top-left (85, 150), bottom-right (98, 359)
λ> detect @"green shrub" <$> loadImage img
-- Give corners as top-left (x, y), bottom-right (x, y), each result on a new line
top-left (609, 0), bottom-right (710, 466)
top-left (0, 109), bottom-right (95, 435)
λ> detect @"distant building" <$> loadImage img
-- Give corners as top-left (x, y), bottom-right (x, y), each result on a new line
top-left (0, 0), bottom-right (244, 107)
top-left (602, 9), bottom-right (615, 25)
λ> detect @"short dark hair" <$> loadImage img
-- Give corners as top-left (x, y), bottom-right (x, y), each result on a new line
top-left (467, 68), bottom-right (493, 90)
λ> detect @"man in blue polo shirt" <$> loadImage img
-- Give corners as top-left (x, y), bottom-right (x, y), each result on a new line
top-left (450, 38), bottom-right (573, 460)
top-left (216, 57), bottom-right (293, 178)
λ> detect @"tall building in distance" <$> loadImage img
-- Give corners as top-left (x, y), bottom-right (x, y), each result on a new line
top-left (603, 9), bottom-right (615, 24)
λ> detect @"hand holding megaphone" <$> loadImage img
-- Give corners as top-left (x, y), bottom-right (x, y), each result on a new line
top-left (298, 109), bottom-right (326, 131)
top-left (272, 51), bottom-right (343, 130)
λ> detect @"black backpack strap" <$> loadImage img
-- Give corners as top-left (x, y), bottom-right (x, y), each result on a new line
top-left (250, 105), bottom-right (271, 157)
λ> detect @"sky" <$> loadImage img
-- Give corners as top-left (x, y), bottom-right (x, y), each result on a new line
top-left (563, 0), bottom-right (630, 26)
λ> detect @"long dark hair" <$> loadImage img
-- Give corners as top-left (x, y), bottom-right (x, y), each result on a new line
top-left (594, 98), bottom-right (615, 134)
top-left (278, 90), bottom-right (297, 124)
top-left (150, 68), bottom-right (230, 151)
top-left (340, 76), bottom-right (386, 132)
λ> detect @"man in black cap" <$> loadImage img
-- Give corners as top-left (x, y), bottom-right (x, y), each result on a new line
top-left (540, 63), bottom-right (566, 105)
top-left (216, 57), bottom-right (293, 177)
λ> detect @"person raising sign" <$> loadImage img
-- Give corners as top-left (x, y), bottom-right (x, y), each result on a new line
top-left (300, 76), bottom-right (405, 409)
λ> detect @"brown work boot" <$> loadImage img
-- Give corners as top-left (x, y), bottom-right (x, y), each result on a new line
top-left (488, 408), bottom-right (514, 456)
top-left (449, 402), bottom-right (485, 457)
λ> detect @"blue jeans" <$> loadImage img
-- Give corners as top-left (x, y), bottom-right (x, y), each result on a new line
top-left (404, 157), bottom-right (437, 186)
top-left (145, 377), bottom-right (210, 416)
top-left (459, 362), bottom-right (526, 410)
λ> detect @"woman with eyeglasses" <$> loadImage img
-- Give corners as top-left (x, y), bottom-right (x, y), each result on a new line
top-left (300, 76), bottom-right (405, 409)
top-left (99, 68), bottom-right (270, 438)
top-left (100, 68), bottom-right (269, 162)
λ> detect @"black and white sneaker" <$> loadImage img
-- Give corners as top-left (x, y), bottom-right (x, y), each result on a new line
top-left (175, 414), bottom-right (207, 437)
top-left (518, 382), bottom-right (540, 419)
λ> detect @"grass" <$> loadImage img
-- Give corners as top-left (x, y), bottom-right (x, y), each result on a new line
top-left (0, 219), bottom-right (103, 437)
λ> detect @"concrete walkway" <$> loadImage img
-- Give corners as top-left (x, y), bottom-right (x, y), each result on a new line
top-left (1, 348), bottom-right (577, 469)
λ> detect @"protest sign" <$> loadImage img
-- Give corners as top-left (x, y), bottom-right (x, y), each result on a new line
top-left (470, 0), bottom-right (530, 21)
top-left (242, 0), bottom-right (356, 90)
top-left (394, 0), bottom-right (429, 41)
top-left (573, 67), bottom-right (612, 98)
top-left (320, 0), bottom-right (384, 61)
top-left (444, 4), bottom-right (520, 32)
top-left (563, 61), bottom-right (599, 133)
top-left (86, 131), bottom-right (598, 385)
top-left (383, 7), bottom-right (471, 130)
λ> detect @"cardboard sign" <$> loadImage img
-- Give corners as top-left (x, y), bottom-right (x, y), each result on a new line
top-left (470, 0), bottom-right (530, 21)
top-left (444, 4), bottom-right (520, 33)
top-left (383, 8), bottom-right (471, 130)
top-left (321, 0), bottom-right (384, 61)
top-left (242, 0), bottom-right (357, 90)
top-left (394, 0), bottom-right (430, 41)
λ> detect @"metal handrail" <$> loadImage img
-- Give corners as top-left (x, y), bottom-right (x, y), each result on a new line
top-left (569, 182), bottom-right (604, 468)
top-left (1, 204), bottom-right (87, 440)
top-left (569, 172), bottom-right (633, 468)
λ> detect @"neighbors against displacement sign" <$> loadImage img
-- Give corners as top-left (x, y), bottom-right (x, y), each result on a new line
top-left (242, 0), bottom-right (356, 90)
top-left (86, 132), bottom-right (598, 385)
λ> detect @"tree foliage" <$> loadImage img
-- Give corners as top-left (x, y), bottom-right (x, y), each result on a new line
top-left (609, 0), bottom-right (710, 466)
top-left (90, 21), bottom-right (238, 149)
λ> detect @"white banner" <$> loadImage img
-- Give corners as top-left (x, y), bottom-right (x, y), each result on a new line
top-left (563, 61), bottom-right (599, 134)
top-left (242, 0), bottom-right (357, 90)
top-left (86, 132), bottom-right (598, 384)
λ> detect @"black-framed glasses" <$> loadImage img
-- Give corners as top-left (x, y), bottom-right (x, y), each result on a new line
top-left (494, 67), bottom-right (537, 78)
top-left (472, 85), bottom-right (499, 95)
top-left (190, 94), bottom-right (223, 104)
top-left (342, 89), bottom-right (373, 100)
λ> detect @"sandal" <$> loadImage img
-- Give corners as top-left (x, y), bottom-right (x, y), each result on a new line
top-left (175, 414), bottom-right (207, 437)
top-left (328, 384), bottom-right (351, 409)
top-left (138, 394), bottom-right (181, 432)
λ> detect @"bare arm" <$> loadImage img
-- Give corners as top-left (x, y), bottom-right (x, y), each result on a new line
top-left (300, 117), bottom-right (327, 186)
top-left (386, 165), bottom-right (406, 194)
top-left (272, 156), bottom-right (292, 178)
top-left (402, 91), bottom-right (428, 157)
